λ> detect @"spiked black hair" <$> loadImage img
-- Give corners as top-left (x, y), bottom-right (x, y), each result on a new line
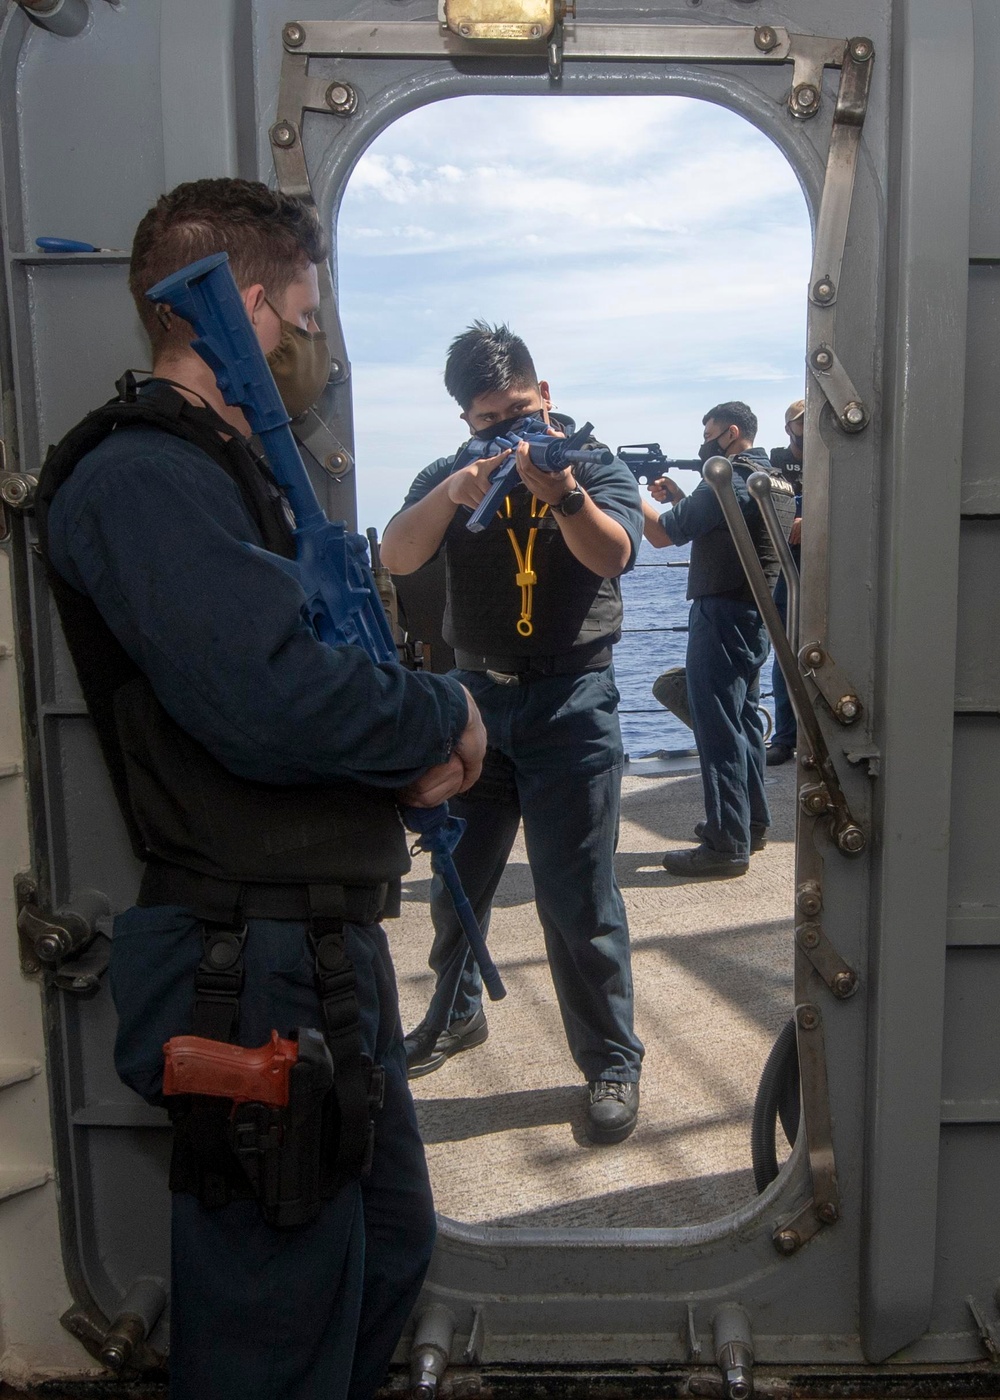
top-left (443, 320), bottom-right (538, 411)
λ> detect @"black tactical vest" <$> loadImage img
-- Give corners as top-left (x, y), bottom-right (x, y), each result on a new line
top-left (686, 454), bottom-right (796, 602)
top-left (35, 380), bottom-right (410, 899)
top-left (441, 474), bottom-right (623, 655)
top-left (769, 445), bottom-right (804, 496)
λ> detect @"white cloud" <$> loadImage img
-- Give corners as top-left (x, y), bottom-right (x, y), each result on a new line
top-left (337, 93), bottom-right (812, 533)
top-left (526, 95), bottom-right (686, 159)
top-left (340, 95), bottom-right (803, 266)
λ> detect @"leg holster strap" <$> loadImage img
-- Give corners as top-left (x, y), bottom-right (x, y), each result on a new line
top-left (310, 917), bottom-right (380, 1180)
top-left (191, 922), bottom-right (247, 1042)
top-left (170, 922), bottom-right (251, 1210)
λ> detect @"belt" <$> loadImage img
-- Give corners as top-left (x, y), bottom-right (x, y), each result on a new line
top-left (139, 860), bottom-right (389, 925)
top-left (454, 643), bottom-right (612, 682)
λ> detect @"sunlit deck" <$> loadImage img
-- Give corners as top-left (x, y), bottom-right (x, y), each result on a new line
top-left (389, 760), bottom-right (798, 1229)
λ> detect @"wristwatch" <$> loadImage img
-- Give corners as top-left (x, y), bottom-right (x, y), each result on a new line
top-left (552, 486), bottom-right (586, 517)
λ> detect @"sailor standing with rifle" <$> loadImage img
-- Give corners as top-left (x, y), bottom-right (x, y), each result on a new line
top-left (36, 178), bottom-right (486, 1400)
top-left (381, 322), bottom-right (645, 1145)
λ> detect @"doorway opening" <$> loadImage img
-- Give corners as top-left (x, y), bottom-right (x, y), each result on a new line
top-left (337, 92), bottom-right (811, 1226)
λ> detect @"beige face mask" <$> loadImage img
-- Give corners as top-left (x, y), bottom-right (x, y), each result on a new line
top-left (264, 306), bottom-right (332, 419)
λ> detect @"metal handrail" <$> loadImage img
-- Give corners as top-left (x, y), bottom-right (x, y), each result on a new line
top-left (747, 471), bottom-right (799, 647)
top-left (620, 625), bottom-right (688, 635)
top-left (701, 456), bottom-right (864, 856)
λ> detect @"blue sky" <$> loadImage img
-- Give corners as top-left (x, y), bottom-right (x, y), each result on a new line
top-left (336, 94), bottom-right (812, 534)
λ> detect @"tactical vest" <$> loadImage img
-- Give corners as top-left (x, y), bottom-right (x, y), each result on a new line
top-left (35, 380), bottom-right (410, 913)
top-left (441, 467), bottom-right (623, 655)
top-left (769, 444), bottom-right (804, 496)
top-left (686, 454), bottom-right (796, 602)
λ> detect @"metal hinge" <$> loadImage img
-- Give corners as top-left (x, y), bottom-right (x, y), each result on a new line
top-left (0, 438), bottom-right (38, 542)
top-left (797, 640), bottom-right (863, 725)
top-left (15, 873), bottom-right (113, 991)
top-left (773, 1004), bottom-right (841, 1255)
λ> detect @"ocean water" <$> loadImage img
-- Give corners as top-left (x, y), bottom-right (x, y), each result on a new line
top-left (615, 538), bottom-right (693, 759)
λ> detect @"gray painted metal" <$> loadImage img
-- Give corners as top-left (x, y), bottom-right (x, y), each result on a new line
top-left (3, 0), bottom-right (1000, 1382)
top-left (862, 0), bottom-right (973, 1365)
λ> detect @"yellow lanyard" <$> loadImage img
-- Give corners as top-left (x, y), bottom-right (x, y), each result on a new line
top-left (503, 494), bottom-right (549, 637)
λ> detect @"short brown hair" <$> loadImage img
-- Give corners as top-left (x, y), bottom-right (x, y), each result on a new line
top-left (129, 178), bottom-right (327, 353)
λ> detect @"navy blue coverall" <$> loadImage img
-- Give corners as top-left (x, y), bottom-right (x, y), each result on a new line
top-left (657, 447), bottom-right (774, 861)
top-left (46, 424), bottom-right (470, 1400)
top-left (400, 440), bottom-right (645, 1086)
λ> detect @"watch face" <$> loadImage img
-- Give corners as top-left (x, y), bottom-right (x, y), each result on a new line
top-left (559, 487), bottom-right (585, 516)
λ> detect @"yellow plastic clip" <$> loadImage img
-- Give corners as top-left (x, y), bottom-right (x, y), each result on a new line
top-left (515, 570), bottom-right (537, 587)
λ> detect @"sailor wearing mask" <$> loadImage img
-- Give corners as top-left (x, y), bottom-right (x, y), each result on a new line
top-left (641, 401), bottom-right (795, 879)
top-left (36, 178), bottom-right (486, 1400)
top-left (381, 321), bottom-right (645, 1145)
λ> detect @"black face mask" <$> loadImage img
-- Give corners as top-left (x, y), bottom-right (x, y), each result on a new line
top-left (698, 433), bottom-right (729, 463)
top-left (471, 412), bottom-right (547, 452)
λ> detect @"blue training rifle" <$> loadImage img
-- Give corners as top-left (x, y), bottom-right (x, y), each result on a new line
top-left (459, 416), bottom-right (613, 533)
top-left (146, 251), bottom-right (505, 1002)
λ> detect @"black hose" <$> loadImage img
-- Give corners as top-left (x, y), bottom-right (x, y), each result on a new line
top-left (751, 1016), bottom-right (801, 1193)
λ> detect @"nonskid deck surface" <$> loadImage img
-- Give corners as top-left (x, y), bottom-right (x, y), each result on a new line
top-left (390, 763), bottom-right (798, 1229)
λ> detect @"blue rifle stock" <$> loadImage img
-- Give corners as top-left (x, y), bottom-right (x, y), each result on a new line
top-left (147, 251), bottom-right (505, 1002)
top-left (464, 418), bottom-right (613, 533)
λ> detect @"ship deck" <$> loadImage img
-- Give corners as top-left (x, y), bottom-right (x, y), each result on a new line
top-left (390, 758), bottom-right (798, 1229)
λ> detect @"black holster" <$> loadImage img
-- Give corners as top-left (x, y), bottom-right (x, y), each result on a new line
top-left (229, 1028), bottom-right (333, 1228)
top-left (167, 919), bottom-right (384, 1224)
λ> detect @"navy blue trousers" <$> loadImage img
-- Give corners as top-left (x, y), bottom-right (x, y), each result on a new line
top-left (418, 665), bottom-right (643, 1085)
top-left (686, 596), bottom-right (771, 860)
top-left (110, 906), bottom-right (435, 1400)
